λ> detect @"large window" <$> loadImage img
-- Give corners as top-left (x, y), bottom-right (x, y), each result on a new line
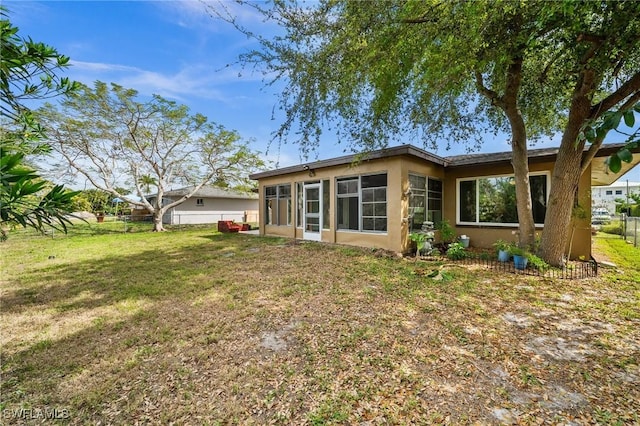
top-left (409, 174), bottom-right (442, 231)
top-left (337, 173), bottom-right (387, 232)
top-left (265, 184), bottom-right (291, 226)
top-left (457, 174), bottom-right (548, 226)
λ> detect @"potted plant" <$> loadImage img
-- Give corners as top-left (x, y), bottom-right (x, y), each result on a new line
top-left (509, 246), bottom-right (528, 270)
top-left (493, 239), bottom-right (512, 262)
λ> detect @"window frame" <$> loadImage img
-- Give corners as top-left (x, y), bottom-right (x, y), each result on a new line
top-left (456, 172), bottom-right (550, 227)
top-left (408, 173), bottom-right (443, 231)
top-left (264, 183), bottom-right (292, 226)
top-left (336, 172), bottom-right (388, 234)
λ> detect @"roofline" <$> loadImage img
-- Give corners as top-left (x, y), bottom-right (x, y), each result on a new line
top-left (250, 144), bottom-right (446, 180)
top-left (250, 142), bottom-right (637, 180)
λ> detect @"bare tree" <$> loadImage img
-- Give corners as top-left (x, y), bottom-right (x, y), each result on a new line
top-left (39, 81), bottom-right (263, 231)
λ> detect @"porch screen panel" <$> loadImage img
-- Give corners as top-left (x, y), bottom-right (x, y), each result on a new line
top-left (322, 180), bottom-right (330, 229)
top-left (337, 178), bottom-right (359, 230)
top-left (265, 184), bottom-right (291, 226)
top-left (277, 184), bottom-right (291, 226)
top-left (409, 174), bottom-right (426, 231)
top-left (265, 186), bottom-right (277, 225)
top-left (296, 182), bottom-right (303, 227)
top-left (427, 178), bottom-right (442, 225)
top-left (361, 173), bottom-right (387, 232)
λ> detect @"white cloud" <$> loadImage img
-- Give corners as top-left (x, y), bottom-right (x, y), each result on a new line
top-left (69, 59), bottom-right (268, 104)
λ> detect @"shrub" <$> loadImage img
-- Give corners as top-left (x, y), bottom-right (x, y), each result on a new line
top-left (601, 222), bottom-right (623, 235)
top-left (437, 219), bottom-right (456, 244)
top-left (446, 242), bottom-right (467, 260)
top-left (526, 253), bottom-right (549, 271)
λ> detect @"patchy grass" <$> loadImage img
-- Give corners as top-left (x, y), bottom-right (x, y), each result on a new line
top-left (1, 227), bottom-right (639, 424)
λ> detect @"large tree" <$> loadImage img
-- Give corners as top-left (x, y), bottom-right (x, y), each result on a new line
top-left (0, 6), bottom-right (79, 239)
top-left (210, 0), bottom-right (640, 266)
top-left (39, 81), bottom-right (264, 232)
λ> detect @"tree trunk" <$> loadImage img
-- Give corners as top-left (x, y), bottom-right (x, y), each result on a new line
top-left (152, 211), bottom-right (165, 232)
top-left (539, 89), bottom-right (591, 266)
top-left (539, 135), bottom-right (584, 266)
top-left (503, 91), bottom-right (536, 249)
top-left (510, 125), bottom-right (536, 249)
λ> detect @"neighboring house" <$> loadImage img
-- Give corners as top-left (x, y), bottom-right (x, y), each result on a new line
top-left (250, 143), bottom-right (640, 260)
top-left (145, 185), bottom-right (258, 225)
top-left (591, 180), bottom-right (640, 214)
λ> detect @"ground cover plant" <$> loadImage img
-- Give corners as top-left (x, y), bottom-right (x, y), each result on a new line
top-left (1, 224), bottom-right (638, 424)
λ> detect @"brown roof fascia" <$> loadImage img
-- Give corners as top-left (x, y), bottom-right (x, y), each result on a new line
top-left (249, 144), bottom-right (447, 180)
top-left (250, 142), bottom-right (637, 179)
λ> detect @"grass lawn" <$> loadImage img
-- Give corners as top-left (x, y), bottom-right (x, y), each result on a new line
top-left (1, 224), bottom-right (639, 424)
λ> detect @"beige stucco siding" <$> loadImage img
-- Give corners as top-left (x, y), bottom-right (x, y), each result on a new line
top-left (257, 156), bottom-right (410, 252)
top-left (443, 160), bottom-right (591, 259)
top-left (255, 150), bottom-right (593, 259)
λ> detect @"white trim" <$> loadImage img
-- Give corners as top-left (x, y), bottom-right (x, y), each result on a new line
top-left (303, 183), bottom-right (322, 241)
top-left (456, 171), bottom-right (550, 226)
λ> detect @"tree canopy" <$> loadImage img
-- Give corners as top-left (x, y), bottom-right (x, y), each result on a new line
top-left (212, 0), bottom-right (640, 265)
top-left (39, 81), bottom-right (264, 231)
top-left (0, 6), bottom-right (79, 239)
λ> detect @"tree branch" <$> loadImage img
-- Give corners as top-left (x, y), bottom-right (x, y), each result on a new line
top-left (474, 71), bottom-right (504, 109)
top-left (590, 72), bottom-right (640, 119)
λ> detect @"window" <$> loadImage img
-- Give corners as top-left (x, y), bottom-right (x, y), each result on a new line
top-left (408, 175), bottom-right (426, 231)
top-left (457, 174), bottom-right (548, 225)
top-left (265, 184), bottom-right (291, 226)
top-left (606, 190), bottom-right (613, 195)
top-left (337, 178), bottom-right (359, 230)
top-left (322, 180), bottom-right (330, 229)
top-left (296, 183), bottom-right (303, 227)
top-left (196, 198), bottom-right (204, 206)
top-left (337, 173), bottom-right (387, 232)
top-left (408, 175), bottom-right (443, 231)
top-left (615, 190), bottom-right (623, 195)
top-left (361, 174), bottom-right (387, 232)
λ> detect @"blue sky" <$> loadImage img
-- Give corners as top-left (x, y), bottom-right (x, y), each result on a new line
top-left (6, 0), bottom-right (640, 183)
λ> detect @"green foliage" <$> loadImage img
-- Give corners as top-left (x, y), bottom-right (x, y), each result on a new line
top-left (409, 232), bottom-right (427, 249)
top-left (0, 149), bottom-right (79, 240)
top-left (0, 6), bottom-right (79, 151)
top-left (217, 0), bottom-right (640, 265)
top-left (492, 239), bottom-right (514, 252)
top-left (601, 223), bottom-right (624, 236)
top-left (38, 81), bottom-right (265, 231)
top-left (508, 246), bottom-right (527, 257)
top-left (525, 253), bottom-right (549, 271)
top-left (0, 6), bottom-right (79, 239)
top-left (446, 242), bottom-right (467, 260)
top-left (436, 219), bottom-right (456, 245)
top-left (584, 103), bottom-right (640, 174)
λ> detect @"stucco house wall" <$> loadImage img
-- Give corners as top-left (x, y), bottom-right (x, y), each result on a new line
top-left (251, 143), bottom-right (638, 260)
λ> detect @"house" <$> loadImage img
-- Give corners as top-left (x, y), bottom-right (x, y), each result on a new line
top-left (145, 185), bottom-right (259, 225)
top-left (249, 143), bottom-right (640, 259)
top-left (591, 180), bottom-right (640, 214)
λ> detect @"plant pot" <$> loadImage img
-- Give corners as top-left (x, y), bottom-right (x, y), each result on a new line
top-left (96, 215), bottom-right (104, 223)
top-left (513, 254), bottom-right (528, 270)
top-left (497, 250), bottom-right (510, 262)
top-left (459, 237), bottom-right (470, 248)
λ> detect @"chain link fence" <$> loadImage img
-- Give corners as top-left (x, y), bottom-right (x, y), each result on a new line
top-left (621, 214), bottom-right (639, 248)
